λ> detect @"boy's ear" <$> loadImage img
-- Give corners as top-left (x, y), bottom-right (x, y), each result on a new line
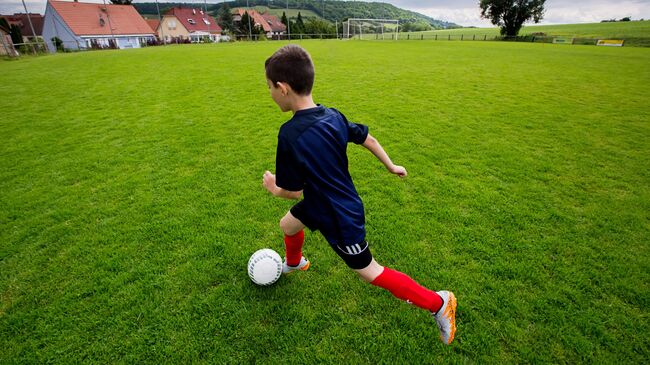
top-left (276, 81), bottom-right (291, 96)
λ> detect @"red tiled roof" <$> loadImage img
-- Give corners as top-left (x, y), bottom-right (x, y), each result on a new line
top-left (48, 0), bottom-right (154, 36)
top-left (233, 8), bottom-right (271, 32)
top-left (1, 13), bottom-right (44, 36)
top-left (165, 7), bottom-right (221, 34)
top-left (262, 14), bottom-right (286, 33)
top-left (145, 19), bottom-right (159, 32)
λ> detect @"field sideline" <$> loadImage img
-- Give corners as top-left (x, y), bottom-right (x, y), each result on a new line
top-left (424, 20), bottom-right (650, 38)
top-left (397, 21), bottom-right (650, 46)
top-left (1, 41), bottom-right (649, 363)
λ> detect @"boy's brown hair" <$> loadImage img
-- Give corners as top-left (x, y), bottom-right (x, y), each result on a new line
top-left (265, 45), bottom-right (315, 96)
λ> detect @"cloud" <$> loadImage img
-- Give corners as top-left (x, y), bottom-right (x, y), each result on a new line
top-left (543, 1), bottom-right (650, 24)
top-left (0, 0), bottom-right (47, 15)
top-left (418, 7), bottom-right (492, 27)
top-left (410, 0), bottom-right (650, 26)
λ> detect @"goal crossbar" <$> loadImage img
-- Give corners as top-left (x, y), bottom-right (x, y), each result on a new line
top-left (344, 18), bottom-right (400, 40)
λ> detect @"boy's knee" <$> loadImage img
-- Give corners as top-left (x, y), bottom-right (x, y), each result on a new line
top-left (279, 216), bottom-right (298, 235)
top-left (354, 259), bottom-right (384, 283)
top-left (279, 218), bottom-right (289, 234)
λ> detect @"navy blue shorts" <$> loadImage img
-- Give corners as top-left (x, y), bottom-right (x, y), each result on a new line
top-left (290, 201), bottom-right (373, 270)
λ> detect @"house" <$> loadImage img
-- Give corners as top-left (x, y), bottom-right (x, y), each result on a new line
top-left (152, 14), bottom-right (191, 43)
top-left (1, 13), bottom-right (44, 42)
top-left (42, 0), bottom-right (156, 52)
top-left (145, 19), bottom-right (159, 34)
top-left (233, 9), bottom-right (286, 38)
top-left (165, 7), bottom-right (221, 42)
top-left (0, 23), bottom-right (18, 56)
top-left (261, 13), bottom-right (286, 37)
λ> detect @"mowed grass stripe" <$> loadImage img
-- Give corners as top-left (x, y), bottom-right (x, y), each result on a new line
top-left (1, 41), bottom-right (649, 363)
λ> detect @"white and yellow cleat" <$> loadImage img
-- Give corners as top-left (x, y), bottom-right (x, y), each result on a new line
top-left (433, 291), bottom-right (457, 345)
top-left (282, 256), bottom-right (310, 274)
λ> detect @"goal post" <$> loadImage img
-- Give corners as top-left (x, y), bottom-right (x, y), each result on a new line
top-left (343, 18), bottom-right (400, 40)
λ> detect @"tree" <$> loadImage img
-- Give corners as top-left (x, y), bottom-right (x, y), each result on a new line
top-left (305, 18), bottom-right (335, 36)
top-left (281, 12), bottom-right (288, 27)
top-left (51, 37), bottom-right (64, 52)
top-left (294, 11), bottom-right (305, 34)
top-left (9, 24), bottom-right (22, 45)
top-left (479, 0), bottom-right (546, 36)
top-left (110, 0), bottom-right (133, 4)
top-left (218, 3), bottom-right (234, 33)
top-left (239, 11), bottom-right (252, 36)
top-left (401, 21), bottom-right (432, 32)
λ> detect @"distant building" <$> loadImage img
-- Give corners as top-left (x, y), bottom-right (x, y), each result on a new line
top-left (1, 13), bottom-right (44, 42)
top-left (0, 23), bottom-right (18, 56)
top-left (233, 9), bottom-right (286, 38)
top-left (145, 15), bottom-right (193, 44)
top-left (165, 7), bottom-right (221, 42)
top-left (155, 14), bottom-right (191, 43)
top-left (42, 0), bottom-right (156, 52)
top-left (145, 19), bottom-right (159, 34)
top-left (262, 13), bottom-right (287, 37)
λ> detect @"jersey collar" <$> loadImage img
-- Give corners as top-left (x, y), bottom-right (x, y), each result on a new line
top-left (294, 104), bottom-right (324, 116)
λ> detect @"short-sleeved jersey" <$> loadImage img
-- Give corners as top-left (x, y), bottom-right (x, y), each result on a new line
top-left (276, 105), bottom-right (369, 245)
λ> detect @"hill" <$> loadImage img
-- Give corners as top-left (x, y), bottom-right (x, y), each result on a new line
top-left (133, 1), bottom-right (459, 29)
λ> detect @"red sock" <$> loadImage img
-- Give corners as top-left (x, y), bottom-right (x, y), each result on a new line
top-left (284, 230), bottom-right (304, 267)
top-left (371, 267), bottom-right (443, 313)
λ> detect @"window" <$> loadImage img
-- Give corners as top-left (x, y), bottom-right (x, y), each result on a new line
top-left (188, 19), bottom-right (196, 25)
top-left (203, 18), bottom-right (210, 25)
top-left (168, 20), bottom-right (176, 30)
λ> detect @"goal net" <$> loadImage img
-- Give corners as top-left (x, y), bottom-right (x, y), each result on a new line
top-left (343, 18), bottom-right (400, 40)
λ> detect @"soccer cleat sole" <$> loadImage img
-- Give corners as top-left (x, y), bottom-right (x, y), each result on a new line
top-left (284, 260), bottom-right (310, 275)
top-left (441, 292), bottom-right (457, 344)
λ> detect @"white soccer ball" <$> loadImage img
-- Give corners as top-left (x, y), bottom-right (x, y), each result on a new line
top-left (248, 248), bottom-right (282, 286)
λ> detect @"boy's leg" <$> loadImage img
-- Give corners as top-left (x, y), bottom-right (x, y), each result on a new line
top-left (330, 240), bottom-right (457, 344)
top-left (329, 241), bottom-right (443, 312)
top-left (356, 259), bottom-right (443, 313)
top-left (280, 211), bottom-right (306, 267)
top-left (357, 259), bottom-right (457, 345)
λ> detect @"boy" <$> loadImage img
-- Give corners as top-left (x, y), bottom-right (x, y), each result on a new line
top-left (262, 45), bottom-right (457, 345)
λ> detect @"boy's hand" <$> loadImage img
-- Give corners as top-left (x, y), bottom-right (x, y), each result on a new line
top-left (390, 165), bottom-right (408, 178)
top-left (263, 171), bottom-right (278, 195)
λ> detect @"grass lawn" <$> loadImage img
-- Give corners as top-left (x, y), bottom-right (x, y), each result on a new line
top-left (401, 20), bottom-right (650, 46)
top-left (1, 41), bottom-right (649, 363)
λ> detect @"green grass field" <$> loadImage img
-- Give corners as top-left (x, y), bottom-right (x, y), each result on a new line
top-left (1, 41), bottom-right (649, 363)
top-left (399, 20), bottom-right (650, 46)
top-left (432, 20), bottom-right (650, 37)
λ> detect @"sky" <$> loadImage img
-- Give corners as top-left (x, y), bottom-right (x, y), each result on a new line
top-left (2, 0), bottom-right (650, 27)
top-left (399, 0), bottom-right (650, 26)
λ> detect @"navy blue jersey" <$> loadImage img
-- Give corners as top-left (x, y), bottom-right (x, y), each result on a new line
top-left (276, 105), bottom-right (369, 245)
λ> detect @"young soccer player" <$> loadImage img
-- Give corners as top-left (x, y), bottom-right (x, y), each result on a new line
top-left (262, 45), bottom-right (457, 344)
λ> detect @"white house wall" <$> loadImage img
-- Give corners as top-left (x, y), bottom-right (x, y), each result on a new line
top-left (42, 2), bottom-right (84, 52)
top-left (42, 3), bottom-right (155, 52)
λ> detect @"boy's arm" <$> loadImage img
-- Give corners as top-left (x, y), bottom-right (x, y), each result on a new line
top-left (263, 171), bottom-right (303, 200)
top-left (362, 134), bottom-right (407, 177)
